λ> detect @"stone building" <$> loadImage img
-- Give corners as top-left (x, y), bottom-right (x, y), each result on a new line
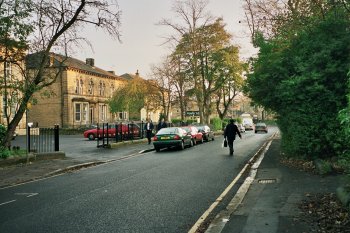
top-left (27, 53), bottom-right (128, 128)
top-left (0, 49), bottom-right (27, 134)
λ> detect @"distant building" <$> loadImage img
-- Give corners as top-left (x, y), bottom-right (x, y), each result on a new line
top-left (120, 72), bottom-right (166, 123)
top-left (26, 53), bottom-right (129, 128)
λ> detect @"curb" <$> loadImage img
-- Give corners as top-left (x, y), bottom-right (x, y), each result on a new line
top-left (44, 161), bottom-right (106, 177)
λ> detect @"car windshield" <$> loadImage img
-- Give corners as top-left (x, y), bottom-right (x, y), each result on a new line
top-left (181, 127), bottom-right (190, 132)
top-left (157, 127), bottom-right (178, 135)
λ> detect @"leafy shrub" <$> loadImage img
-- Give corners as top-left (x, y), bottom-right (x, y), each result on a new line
top-left (315, 159), bottom-right (333, 175)
top-left (0, 124), bottom-right (7, 144)
top-left (211, 118), bottom-right (223, 131)
top-left (0, 146), bottom-right (11, 159)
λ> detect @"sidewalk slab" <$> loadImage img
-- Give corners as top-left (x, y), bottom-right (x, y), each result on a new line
top-left (222, 138), bottom-right (343, 233)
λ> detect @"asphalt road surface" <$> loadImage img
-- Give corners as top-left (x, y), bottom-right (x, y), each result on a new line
top-left (0, 127), bottom-right (277, 233)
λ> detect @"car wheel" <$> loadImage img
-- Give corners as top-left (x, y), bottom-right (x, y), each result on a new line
top-left (155, 147), bottom-right (160, 152)
top-left (189, 139), bottom-right (194, 147)
top-left (255, 131), bottom-right (257, 133)
top-left (88, 134), bottom-right (95, 140)
top-left (179, 141), bottom-right (185, 150)
top-left (212, 136), bottom-right (215, 141)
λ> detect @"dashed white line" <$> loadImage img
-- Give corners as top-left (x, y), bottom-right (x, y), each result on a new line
top-left (0, 199), bottom-right (16, 206)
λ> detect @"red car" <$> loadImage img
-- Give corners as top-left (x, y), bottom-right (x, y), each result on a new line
top-left (83, 123), bottom-right (140, 140)
top-left (180, 126), bottom-right (203, 145)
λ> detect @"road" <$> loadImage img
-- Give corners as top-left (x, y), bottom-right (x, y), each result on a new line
top-left (0, 127), bottom-right (277, 233)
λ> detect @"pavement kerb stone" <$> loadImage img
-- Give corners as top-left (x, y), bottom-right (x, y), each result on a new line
top-left (108, 138), bottom-right (148, 148)
top-left (44, 161), bottom-right (106, 177)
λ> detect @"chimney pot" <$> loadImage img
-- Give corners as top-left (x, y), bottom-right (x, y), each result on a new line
top-left (86, 58), bottom-right (95, 67)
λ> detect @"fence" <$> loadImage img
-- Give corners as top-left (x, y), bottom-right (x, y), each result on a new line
top-left (97, 122), bottom-right (145, 148)
top-left (27, 125), bottom-right (59, 153)
top-left (96, 121), bottom-right (177, 148)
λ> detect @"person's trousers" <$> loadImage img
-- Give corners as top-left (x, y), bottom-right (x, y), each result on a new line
top-left (146, 130), bottom-right (152, 144)
top-left (227, 138), bottom-right (235, 155)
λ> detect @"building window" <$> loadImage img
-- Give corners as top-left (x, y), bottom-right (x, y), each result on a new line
top-left (99, 104), bottom-right (107, 121)
top-left (88, 80), bottom-right (94, 95)
top-left (75, 79), bottom-right (79, 94)
top-left (99, 82), bottom-right (102, 96)
top-left (117, 111), bottom-right (127, 120)
top-left (4, 62), bottom-right (12, 79)
top-left (75, 102), bottom-right (89, 122)
top-left (79, 79), bottom-right (83, 94)
top-left (110, 84), bottom-right (115, 97)
top-left (75, 103), bottom-right (81, 121)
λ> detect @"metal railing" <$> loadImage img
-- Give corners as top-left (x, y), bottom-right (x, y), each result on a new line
top-left (97, 122), bottom-right (145, 148)
top-left (27, 125), bottom-right (59, 153)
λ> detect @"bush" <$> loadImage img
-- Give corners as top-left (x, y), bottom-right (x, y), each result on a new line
top-left (0, 146), bottom-right (11, 159)
top-left (0, 124), bottom-right (7, 144)
top-left (211, 118), bottom-right (223, 131)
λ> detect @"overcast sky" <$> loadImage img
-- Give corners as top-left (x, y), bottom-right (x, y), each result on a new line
top-left (76, 0), bottom-right (256, 77)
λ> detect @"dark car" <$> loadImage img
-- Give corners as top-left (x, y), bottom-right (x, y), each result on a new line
top-left (195, 125), bottom-right (215, 142)
top-left (153, 127), bottom-right (193, 152)
top-left (83, 123), bottom-right (140, 140)
top-left (181, 126), bottom-right (204, 145)
top-left (255, 122), bottom-right (268, 133)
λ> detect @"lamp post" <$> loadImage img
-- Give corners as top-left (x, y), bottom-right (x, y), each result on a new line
top-left (26, 102), bottom-right (31, 163)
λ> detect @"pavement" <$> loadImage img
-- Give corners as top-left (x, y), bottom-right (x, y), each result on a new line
top-left (0, 135), bottom-right (348, 233)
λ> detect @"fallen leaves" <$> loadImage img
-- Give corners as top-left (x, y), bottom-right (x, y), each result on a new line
top-left (299, 193), bottom-right (350, 232)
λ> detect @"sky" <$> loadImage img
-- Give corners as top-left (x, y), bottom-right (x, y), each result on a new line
top-left (76, 0), bottom-right (256, 78)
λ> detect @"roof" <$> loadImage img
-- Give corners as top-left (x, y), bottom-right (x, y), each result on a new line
top-left (120, 73), bottom-right (143, 80)
top-left (26, 52), bottom-right (125, 80)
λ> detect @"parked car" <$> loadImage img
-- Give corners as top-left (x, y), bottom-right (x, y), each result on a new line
top-left (243, 122), bottom-right (254, 131)
top-left (83, 123), bottom-right (140, 140)
top-left (195, 125), bottom-right (215, 142)
top-left (255, 122), bottom-right (268, 133)
top-left (153, 127), bottom-right (193, 152)
top-left (181, 126), bottom-right (204, 145)
top-left (237, 124), bottom-right (245, 133)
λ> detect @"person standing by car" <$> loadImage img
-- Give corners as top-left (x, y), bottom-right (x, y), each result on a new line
top-left (144, 119), bottom-right (154, 144)
top-left (224, 119), bottom-right (242, 155)
top-left (157, 118), bottom-right (167, 131)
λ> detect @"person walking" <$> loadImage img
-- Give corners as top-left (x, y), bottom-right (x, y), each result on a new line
top-left (144, 119), bottom-right (154, 144)
top-left (224, 119), bottom-right (242, 155)
top-left (157, 118), bottom-right (167, 131)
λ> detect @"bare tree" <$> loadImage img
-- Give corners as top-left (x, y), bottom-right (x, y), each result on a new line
top-left (1, 0), bottom-right (121, 148)
top-left (150, 56), bottom-right (176, 121)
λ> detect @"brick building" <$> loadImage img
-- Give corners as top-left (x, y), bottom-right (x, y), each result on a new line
top-left (27, 53), bottom-right (128, 128)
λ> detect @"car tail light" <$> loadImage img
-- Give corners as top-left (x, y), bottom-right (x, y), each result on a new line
top-left (173, 135), bottom-right (180, 140)
top-left (153, 136), bottom-right (158, 141)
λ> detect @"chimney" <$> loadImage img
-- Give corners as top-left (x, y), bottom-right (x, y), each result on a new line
top-left (136, 69), bottom-right (139, 76)
top-left (86, 58), bottom-right (95, 67)
top-left (108, 71), bottom-right (115, 75)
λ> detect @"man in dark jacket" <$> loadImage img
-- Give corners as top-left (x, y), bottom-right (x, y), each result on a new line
top-left (224, 119), bottom-right (242, 155)
top-left (157, 118), bottom-right (167, 131)
top-left (144, 119), bottom-right (154, 144)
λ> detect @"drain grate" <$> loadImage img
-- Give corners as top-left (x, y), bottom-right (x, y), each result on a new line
top-left (258, 179), bottom-right (277, 184)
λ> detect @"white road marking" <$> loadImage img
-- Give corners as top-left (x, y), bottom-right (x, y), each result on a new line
top-left (15, 193), bottom-right (39, 197)
top-left (0, 199), bottom-right (16, 206)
